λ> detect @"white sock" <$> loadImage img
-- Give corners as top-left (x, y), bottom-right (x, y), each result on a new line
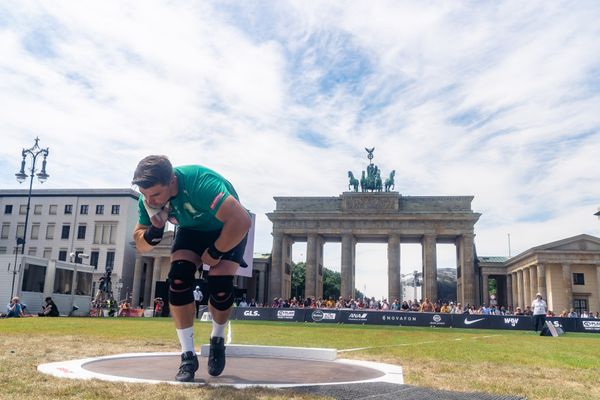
top-left (176, 327), bottom-right (195, 354)
top-left (211, 321), bottom-right (226, 338)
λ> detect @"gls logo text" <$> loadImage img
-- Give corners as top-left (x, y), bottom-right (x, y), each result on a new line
top-left (243, 310), bottom-right (260, 317)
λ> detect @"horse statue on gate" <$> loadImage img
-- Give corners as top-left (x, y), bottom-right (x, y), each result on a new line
top-left (385, 170), bottom-right (395, 192)
top-left (375, 172), bottom-right (383, 192)
top-left (347, 171), bottom-right (359, 192)
top-left (360, 171), bottom-right (367, 192)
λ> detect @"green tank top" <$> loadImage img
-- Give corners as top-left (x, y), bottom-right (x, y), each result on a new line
top-left (137, 165), bottom-right (239, 231)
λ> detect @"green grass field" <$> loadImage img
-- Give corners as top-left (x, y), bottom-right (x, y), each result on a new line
top-left (1, 317), bottom-right (599, 400)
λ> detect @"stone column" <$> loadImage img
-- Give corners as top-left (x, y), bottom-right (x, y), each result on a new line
top-left (283, 235), bottom-right (293, 300)
top-left (511, 272), bottom-right (518, 309)
top-left (143, 258), bottom-right (154, 308)
top-left (150, 256), bottom-right (162, 303)
top-left (529, 266), bottom-right (537, 299)
top-left (537, 263), bottom-right (547, 300)
top-left (316, 236), bottom-right (324, 300)
top-left (506, 273), bottom-right (513, 309)
top-left (460, 234), bottom-right (476, 306)
top-left (305, 234), bottom-right (318, 299)
top-left (562, 264), bottom-right (573, 311)
top-left (422, 234), bottom-right (437, 302)
top-left (131, 256), bottom-right (143, 307)
top-left (597, 265), bottom-right (600, 312)
top-left (516, 270), bottom-right (524, 309)
top-left (523, 267), bottom-right (530, 308)
top-left (387, 234), bottom-right (401, 302)
top-left (269, 233), bottom-right (284, 301)
top-left (341, 234), bottom-right (354, 300)
top-left (482, 273), bottom-right (489, 305)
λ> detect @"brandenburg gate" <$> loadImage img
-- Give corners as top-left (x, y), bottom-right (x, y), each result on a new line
top-left (266, 149), bottom-right (481, 306)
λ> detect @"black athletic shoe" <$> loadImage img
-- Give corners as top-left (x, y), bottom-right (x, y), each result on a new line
top-left (175, 351), bottom-right (199, 382)
top-left (208, 336), bottom-right (226, 377)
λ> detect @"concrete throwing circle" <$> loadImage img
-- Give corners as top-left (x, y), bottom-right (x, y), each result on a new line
top-left (37, 345), bottom-right (403, 388)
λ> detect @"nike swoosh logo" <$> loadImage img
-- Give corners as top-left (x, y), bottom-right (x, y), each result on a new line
top-left (464, 318), bottom-right (485, 325)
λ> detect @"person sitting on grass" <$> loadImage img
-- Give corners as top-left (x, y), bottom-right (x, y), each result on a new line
top-left (6, 297), bottom-right (25, 318)
top-left (38, 297), bottom-right (59, 317)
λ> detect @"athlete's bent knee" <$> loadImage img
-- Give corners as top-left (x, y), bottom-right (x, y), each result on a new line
top-left (168, 260), bottom-right (196, 306)
top-left (207, 275), bottom-right (234, 311)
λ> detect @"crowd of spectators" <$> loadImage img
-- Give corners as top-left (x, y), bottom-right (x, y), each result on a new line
top-left (237, 295), bottom-right (600, 319)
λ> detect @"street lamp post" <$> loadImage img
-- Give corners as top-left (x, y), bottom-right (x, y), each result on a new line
top-left (11, 138), bottom-right (49, 300)
top-left (15, 137), bottom-right (50, 255)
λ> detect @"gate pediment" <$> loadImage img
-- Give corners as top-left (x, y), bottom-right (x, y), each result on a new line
top-left (534, 234), bottom-right (600, 252)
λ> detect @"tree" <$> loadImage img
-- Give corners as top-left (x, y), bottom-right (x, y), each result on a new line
top-left (322, 268), bottom-right (340, 299)
top-left (290, 262), bottom-right (363, 300)
top-left (291, 262), bottom-right (305, 298)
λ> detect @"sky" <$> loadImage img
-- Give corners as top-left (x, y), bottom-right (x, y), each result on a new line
top-left (1, 1), bottom-right (599, 299)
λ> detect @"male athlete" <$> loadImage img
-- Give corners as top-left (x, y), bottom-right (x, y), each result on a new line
top-left (132, 155), bottom-right (251, 382)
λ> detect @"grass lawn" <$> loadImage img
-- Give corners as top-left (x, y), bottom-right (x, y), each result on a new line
top-left (1, 317), bottom-right (599, 400)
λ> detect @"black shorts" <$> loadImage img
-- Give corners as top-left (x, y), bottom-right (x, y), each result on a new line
top-left (172, 227), bottom-right (248, 268)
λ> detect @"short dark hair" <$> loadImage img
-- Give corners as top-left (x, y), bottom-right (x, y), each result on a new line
top-left (45, 297), bottom-right (52, 302)
top-left (132, 155), bottom-right (173, 188)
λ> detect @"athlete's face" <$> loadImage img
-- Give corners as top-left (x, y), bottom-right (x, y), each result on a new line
top-left (140, 183), bottom-right (172, 209)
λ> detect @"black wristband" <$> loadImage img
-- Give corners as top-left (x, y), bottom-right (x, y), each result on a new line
top-left (143, 224), bottom-right (165, 246)
top-left (207, 243), bottom-right (226, 259)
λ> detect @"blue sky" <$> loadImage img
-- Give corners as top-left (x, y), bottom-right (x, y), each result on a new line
top-left (1, 1), bottom-right (599, 298)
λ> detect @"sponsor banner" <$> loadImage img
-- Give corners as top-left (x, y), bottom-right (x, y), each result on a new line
top-left (452, 314), bottom-right (493, 329)
top-left (272, 308), bottom-right (305, 322)
top-left (490, 315), bottom-right (533, 330)
top-left (379, 312), bottom-right (452, 327)
top-left (546, 317), bottom-right (577, 333)
top-left (453, 314), bottom-right (534, 330)
top-left (234, 307), bottom-right (267, 320)
top-left (578, 318), bottom-right (600, 333)
top-left (305, 309), bottom-right (340, 323)
top-left (340, 310), bottom-right (378, 324)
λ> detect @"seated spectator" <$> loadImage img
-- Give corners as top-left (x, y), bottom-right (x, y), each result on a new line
top-left (6, 297), bottom-right (25, 318)
top-left (420, 297), bottom-right (435, 312)
top-left (400, 300), bottom-right (409, 311)
top-left (410, 300), bottom-right (420, 312)
top-left (249, 298), bottom-right (257, 307)
top-left (440, 302), bottom-right (450, 313)
top-left (452, 302), bottom-right (464, 314)
top-left (567, 308), bottom-right (578, 318)
top-left (581, 310), bottom-right (590, 318)
top-left (514, 307), bottom-right (524, 316)
top-left (558, 309), bottom-right (569, 317)
top-left (238, 297), bottom-right (248, 307)
top-left (524, 305), bottom-right (533, 316)
top-left (38, 297), bottom-right (60, 317)
top-left (153, 297), bottom-right (164, 317)
top-left (546, 310), bottom-right (555, 317)
top-left (381, 299), bottom-right (390, 310)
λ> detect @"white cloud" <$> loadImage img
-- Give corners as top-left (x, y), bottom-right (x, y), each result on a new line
top-left (1, 1), bottom-right (599, 298)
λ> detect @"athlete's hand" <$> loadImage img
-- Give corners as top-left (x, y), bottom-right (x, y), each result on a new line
top-left (201, 249), bottom-right (220, 267)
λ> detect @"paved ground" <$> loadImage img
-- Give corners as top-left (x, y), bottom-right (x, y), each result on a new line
top-left (287, 382), bottom-right (526, 400)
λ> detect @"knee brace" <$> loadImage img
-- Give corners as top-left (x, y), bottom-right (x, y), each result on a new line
top-left (168, 260), bottom-right (196, 306)
top-left (207, 275), bottom-right (235, 311)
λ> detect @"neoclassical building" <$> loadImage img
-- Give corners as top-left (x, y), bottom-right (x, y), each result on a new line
top-left (266, 192), bottom-right (481, 306)
top-left (479, 234), bottom-right (600, 314)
